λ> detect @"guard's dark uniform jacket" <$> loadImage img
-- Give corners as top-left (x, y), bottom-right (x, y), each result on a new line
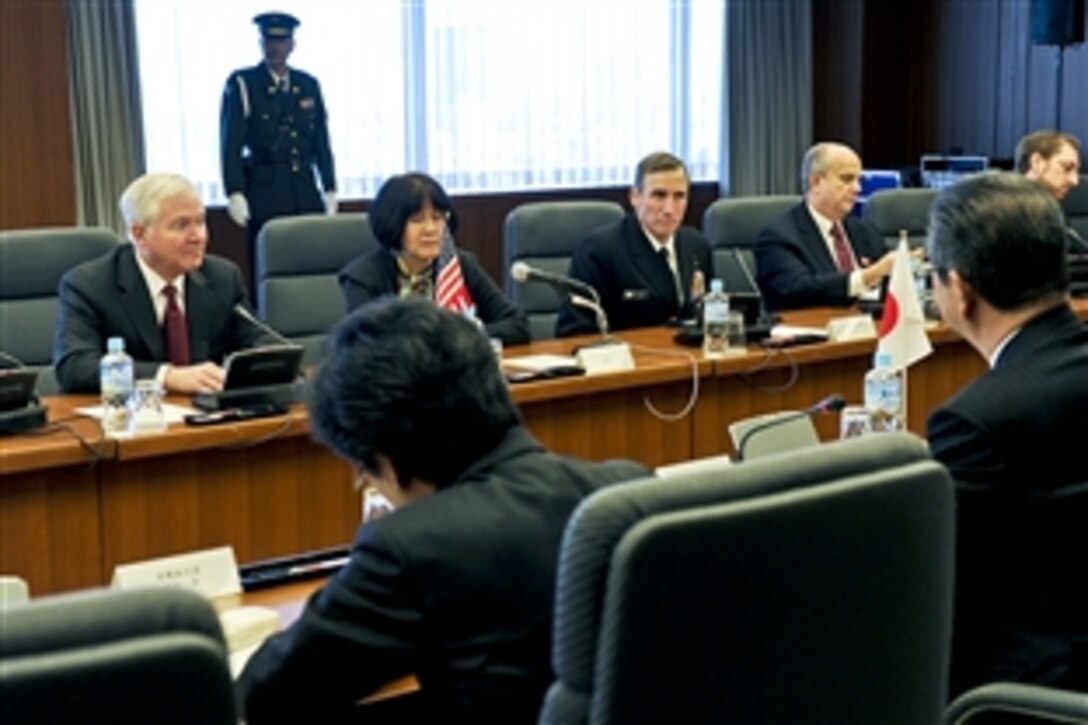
top-left (219, 63), bottom-right (336, 235)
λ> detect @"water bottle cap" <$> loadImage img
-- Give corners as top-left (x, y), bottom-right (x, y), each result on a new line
top-left (710, 278), bottom-right (723, 294)
top-left (874, 352), bottom-right (893, 368)
top-left (107, 337), bottom-right (125, 353)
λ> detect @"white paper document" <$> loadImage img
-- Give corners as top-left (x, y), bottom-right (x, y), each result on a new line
top-left (769, 324), bottom-right (829, 341)
top-left (76, 403), bottom-right (195, 424)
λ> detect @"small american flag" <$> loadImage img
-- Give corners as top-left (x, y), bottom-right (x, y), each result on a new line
top-left (435, 228), bottom-right (475, 313)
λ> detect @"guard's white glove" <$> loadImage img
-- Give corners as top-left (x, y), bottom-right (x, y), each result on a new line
top-left (324, 190), bottom-right (338, 216)
top-left (227, 193), bottom-right (250, 227)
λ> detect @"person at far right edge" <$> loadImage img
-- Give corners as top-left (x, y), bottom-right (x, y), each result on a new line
top-left (926, 172), bottom-right (1088, 713)
top-left (755, 142), bottom-right (894, 311)
top-left (1015, 128), bottom-right (1086, 253)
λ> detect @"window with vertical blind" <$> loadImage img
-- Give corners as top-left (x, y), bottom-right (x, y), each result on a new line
top-left (135, 0), bottom-right (724, 203)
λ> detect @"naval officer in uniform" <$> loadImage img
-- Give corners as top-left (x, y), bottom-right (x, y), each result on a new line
top-left (219, 12), bottom-right (338, 257)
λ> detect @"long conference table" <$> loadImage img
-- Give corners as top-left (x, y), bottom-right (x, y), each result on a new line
top-left (1, 305), bottom-right (1016, 596)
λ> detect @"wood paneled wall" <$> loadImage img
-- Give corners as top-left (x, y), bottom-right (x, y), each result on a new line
top-left (1, 0), bottom-right (75, 229)
top-left (814, 0), bottom-right (1088, 168)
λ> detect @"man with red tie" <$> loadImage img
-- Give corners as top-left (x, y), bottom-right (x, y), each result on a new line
top-left (755, 142), bottom-right (895, 311)
top-left (53, 173), bottom-right (278, 394)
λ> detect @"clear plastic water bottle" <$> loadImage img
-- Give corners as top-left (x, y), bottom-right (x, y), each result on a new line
top-left (864, 352), bottom-right (905, 432)
top-left (100, 336), bottom-right (134, 436)
top-left (703, 278), bottom-right (729, 359)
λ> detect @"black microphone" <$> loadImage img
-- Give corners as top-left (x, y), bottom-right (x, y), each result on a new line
top-left (732, 248), bottom-right (761, 295)
top-left (511, 262), bottom-right (614, 338)
top-left (1067, 227), bottom-right (1088, 254)
top-left (0, 350), bottom-right (26, 369)
top-left (734, 394), bottom-right (846, 462)
top-left (232, 303), bottom-right (297, 349)
top-left (510, 262), bottom-right (599, 300)
top-left (806, 394), bottom-right (847, 415)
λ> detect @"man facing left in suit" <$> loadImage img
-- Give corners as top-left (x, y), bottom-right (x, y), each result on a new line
top-left (53, 173), bottom-right (278, 394)
top-left (1015, 129), bottom-right (1086, 253)
top-left (1016, 129), bottom-right (1081, 202)
top-left (926, 172), bottom-right (1088, 700)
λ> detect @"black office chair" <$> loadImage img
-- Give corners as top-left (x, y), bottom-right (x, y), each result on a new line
top-left (1061, 173), bottom-right (1088, 244)
top-left (701, 195), bottom-right (800, 293)
top-left (945, 682), bottom-right (1088, 723)
top-left (863, 187), bottom-right (940, 250)
top-left (0, 227), bottom-right (121, 393)
top-left (503, 200), bottom-right (624, 340)
top-left (0, 586), bottom-right (236, 724)
top-left (255, 212), bottom-right (379, 365)
top-left (540, 432), bottom-right (955, 725)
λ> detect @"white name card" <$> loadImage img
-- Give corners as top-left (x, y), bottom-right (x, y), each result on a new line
top-left (575, 341), bottom-right (635, 375)
top-left (112, 545), bottom-right (242, 600)
top-left (826, 314), bottom-right (878, 342)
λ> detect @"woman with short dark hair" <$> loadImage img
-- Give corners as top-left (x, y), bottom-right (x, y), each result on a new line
top-left (339, 172), bottom-right (530, 345)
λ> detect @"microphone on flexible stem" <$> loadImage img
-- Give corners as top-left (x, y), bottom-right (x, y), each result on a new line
top-left (232, 303), bottom-right (298, 349)
top-left (510, 261), bottom-right (597, 299)
top-left (569, 294), bottom-right (611, 339)
top-left (734, 394), bottom-right (846, 463)
top-left (510, 262), bottom-right (611, 339)
top-left (1067, 227), bottom-right (1088, 255)
top-left (0, 350), bottom-right (26, 369)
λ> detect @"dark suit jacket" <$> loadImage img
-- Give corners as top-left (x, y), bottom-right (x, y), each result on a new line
top-left (555, 215), bottom-right (713, 337)
top-left (927, 304), bottom-right (1088, 697)
top-left (339, 247), bottom-right (530, 345)
top-left (53, 244), bottom-right (276, 393)
top-left (236, 426), bottom-right (648, 724)
top-left (755, 203), bottom-right (888, 311)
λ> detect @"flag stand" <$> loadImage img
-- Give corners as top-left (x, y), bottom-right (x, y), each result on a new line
top-left (899, 366), bottom-right (909, 432)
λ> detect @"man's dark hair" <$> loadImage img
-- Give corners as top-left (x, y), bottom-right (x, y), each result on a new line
top-left (308, 297), bottom-right (520, 487)
top-left (927, 171), bottom-right (1069, 311)
top-left (633, 151), bottom-right (689, 190)
top-left (1014, 130), bottom-right (1082, 173)
top-left (368, 172), bottom-right (459, 250)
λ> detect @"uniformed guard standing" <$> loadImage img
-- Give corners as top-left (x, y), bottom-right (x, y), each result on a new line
top-left (219, 12), bottom-right (337, 256)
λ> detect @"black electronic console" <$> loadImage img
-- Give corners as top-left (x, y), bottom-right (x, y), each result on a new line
top-left (184, 402), bottom-right (287, 426)
top-left (672, 320), bottom-right (776, 348)
top-left (240, 546), bottom-right (350, 591)
top-left (192, 344), bottom-right (304, 412)
top-left (1069, 254), bottom-right (1088, 298)
top-left (0, 369), bottom-right (48, 435)
top-left (672, 298), bottom-right (779, 348)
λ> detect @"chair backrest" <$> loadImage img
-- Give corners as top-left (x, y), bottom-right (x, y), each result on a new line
top-left (1061, 174), bottom-right (1088, 243)
top-left (255, 213), bottom-right (378, 365)
top-left (541, 432), bottom-right (955, 725)
top-left (0, 227), bottom-right (121, 395)
top-left (503, 201), bottom-right (625, 340)
top-left (0, 586), bottom-right (237, 724)
top-left (702, 195), bottom-right (800, 293)
top-left (862, 187), bottom-right (940, 250)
